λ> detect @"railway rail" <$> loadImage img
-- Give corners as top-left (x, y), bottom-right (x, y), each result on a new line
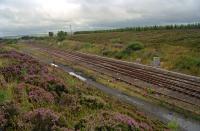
top-left (29, 44), bottom-right (200, 107)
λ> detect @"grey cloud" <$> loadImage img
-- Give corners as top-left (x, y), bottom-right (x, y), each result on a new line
top-left (0, 0), bottom-right (200, 36)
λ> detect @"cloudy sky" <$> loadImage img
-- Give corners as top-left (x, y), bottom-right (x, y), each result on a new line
top-left (0, 0), bottom-right (199, 36)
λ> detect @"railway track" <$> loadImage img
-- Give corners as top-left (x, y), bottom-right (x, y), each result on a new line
top-left (29, 44), bottom-right (200, 107)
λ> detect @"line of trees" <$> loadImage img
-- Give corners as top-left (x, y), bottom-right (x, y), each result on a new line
top-left (74, 23), bottom-right (200, 34)
top-left (20, 31), bottom-right (68, 41)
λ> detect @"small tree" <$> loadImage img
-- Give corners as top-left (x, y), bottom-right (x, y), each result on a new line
top-left (57, 31), bottom-right (67, 41)
top-left (49, 32), bottom-right (54, 37)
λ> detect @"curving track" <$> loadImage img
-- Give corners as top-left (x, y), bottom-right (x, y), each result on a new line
top-left (30, 44), bottom-right (200, 107)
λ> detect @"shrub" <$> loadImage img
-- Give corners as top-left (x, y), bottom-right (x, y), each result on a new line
top-left (28, 86), bottom-right (55, 104)
top-left (59, 94), bottom-right (79, 108)
top-left (113, 42), bottom-right (144, 59)
top-left (24, 108), bottom-right (59, 130)
top-left (175, 56), bottom-right (200, 75)
top-left (75, 111), bottom-right (152, 131)
top-left (0, 111), bottom-right (7, 128)
top-left (114, 51), bottom-right (127, 59)
top-left (167, 120), bottom-right (180, 131)
top-left (175, 56), bottom-right (200, 70)
top-left (75, 119), bottom-right (86, 130)
top-left (0, 51), bottom-right (48, 82)
top-left (5, 39), bottom-right (18, 45)
top-left (0, 88), bottom-right (12, 104)
top-left (80, 95), bottom-right (106, 109)
top-left (57, 31), bottom-right (67, 41)
top-left (45, 77), bottom-right (67, 96)
top-left (0, 102), bottom-right (21, 130)
top-left (124, 42), bottom-right (144, 53)
top-left (24, 74), bottom-right (68, 97)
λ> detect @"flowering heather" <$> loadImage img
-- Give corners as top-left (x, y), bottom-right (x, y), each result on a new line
top-left (0, 50), bottom-right (168, 130)
top-left (139, 122), bottom-right (153, 131)
top-left (0, 51), bottom-right (67, 95)
top-left (114, 113), bottom-right (153, 130)
top-left (0, 51), bottom-right (48, 82)
top-left (114, 113), bottom-right (139, 128)
top-left (24, 74), bottom-right (67, 96)
top-left (75, 111), bottom-right (154, 130)
top-left (51, 126), bottom-right (75, 131)
top-left (0, 111), bottom-right (7, 128)
top-left (24, 108), bottom-right (59, 130)
top-left (28, 86), bottom-right (54, 103)
top-left (16, 82), bottom-right (26, 95)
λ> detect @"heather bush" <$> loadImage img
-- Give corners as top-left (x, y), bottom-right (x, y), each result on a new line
top-left (0, 102), bottom-right (21, 130)
top-left (24, 74), bottom-right (68, 96)
top-left (0, 51), bottom-right (68, 102)
top-left (0, 75), bottom-right (6, 87)
top-left (80, 95), bottom-right (106, 109)
top-left (57, 115), bottom-right (68, 127)
top-left (28, 86), bottom-right (55, 104)
top-left (51, 126), bottom-right (74, 131)
top-left (45, 76), bottom-right (67, 96)
top-left (0, 51), bottom-right (48, 82)
top-left (59, 94), bottom-right (80, 111)
top-left (75, 111), bottom-right (153, 131)
top-left (24, 108), bottom-right (60, 131)
top-left (0, 50), bottom-right (167, 130)
top-left (0, 111), bottom-right (7, 128)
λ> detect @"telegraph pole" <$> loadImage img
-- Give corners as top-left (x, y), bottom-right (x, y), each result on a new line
top-left (69, 24), bottom-right (73, 36)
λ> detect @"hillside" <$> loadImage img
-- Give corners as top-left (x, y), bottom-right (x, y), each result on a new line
top-left (0, 49), bottom-right (168, 130)
top-left (65, 29), bottom-right (200, 76)
top-left (30, 29), bottom-right (200, 76)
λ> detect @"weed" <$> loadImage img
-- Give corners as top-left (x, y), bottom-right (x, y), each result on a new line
top-left (0, 88), bottom-right (12, 103)
top-left (20, 89), bottom-right (33, 111)
top-left (167, 120), bottom-right (180, 131)
top-left (146, 87), bottom-right (154, 94)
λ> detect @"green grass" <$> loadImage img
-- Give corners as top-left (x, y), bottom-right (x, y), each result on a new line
top-left (0, 58), bottom-right (11, 67)
top-left (175, 55), bottom-right (200, 75)
top-left (68, 29), bottom-right (200, 76)
top-left (28, 29), bottom-right (200, 76)
top-left (167, 120), bottom-right (180, 131)
top-left (0, 85), bottom-right (13, 103)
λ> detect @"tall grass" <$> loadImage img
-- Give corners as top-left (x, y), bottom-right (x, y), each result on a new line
top-left (175, 56), bottom-right (200, 75)
top-left (0, 87), bottom-right (13, 103)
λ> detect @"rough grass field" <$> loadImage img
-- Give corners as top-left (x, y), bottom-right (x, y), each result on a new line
top-left (0, 48), bottom-right (169, 130)
top-left (68, 29), bottom-right (200, 76)
top-left (31, 29), bottom-right (200, 76)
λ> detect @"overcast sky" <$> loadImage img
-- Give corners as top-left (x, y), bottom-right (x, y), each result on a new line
top-left (0, 0), bottom-right (199, 36)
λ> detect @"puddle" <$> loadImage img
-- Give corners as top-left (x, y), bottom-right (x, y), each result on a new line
top-left (69, 72), bottom-right (87, 81)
